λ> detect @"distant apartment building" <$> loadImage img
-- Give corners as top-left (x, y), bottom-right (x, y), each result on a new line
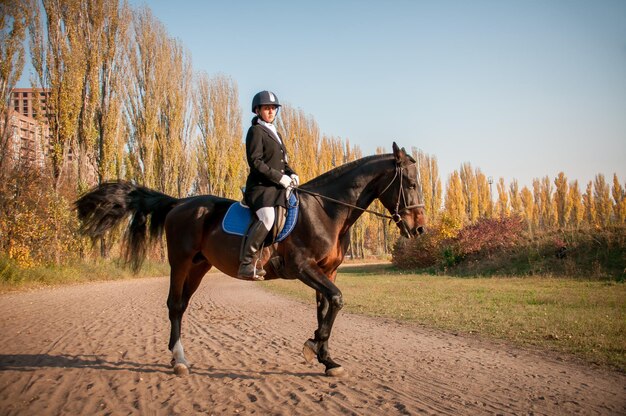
top-left (11, 88), bottom-right (50, 120)
top-left (1, 88), bottom-right (51, 168)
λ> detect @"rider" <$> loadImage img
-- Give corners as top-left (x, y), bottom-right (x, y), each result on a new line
top-left (238, 90), bottom-right (299, 279)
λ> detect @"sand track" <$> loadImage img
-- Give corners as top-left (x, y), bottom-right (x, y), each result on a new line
top-left (0, 274), bottom-right (624, 415)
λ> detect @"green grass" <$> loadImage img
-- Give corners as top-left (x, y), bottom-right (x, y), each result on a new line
top-left (0, 256), bottom-right (170, 291)
top-left (262, 263), bottom-right (626, 371)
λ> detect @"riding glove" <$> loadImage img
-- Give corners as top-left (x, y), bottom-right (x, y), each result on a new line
top-left (279, 175), bottom-right (292, 188)
top-left (290, 174), bottom-right (300, 186)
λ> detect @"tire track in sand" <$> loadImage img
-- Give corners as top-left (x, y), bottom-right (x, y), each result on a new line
top-left (0, 274), bottom-right (624, 415)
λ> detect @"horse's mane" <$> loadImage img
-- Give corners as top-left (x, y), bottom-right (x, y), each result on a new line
top-left (303, 154), bottom-right (394, 188)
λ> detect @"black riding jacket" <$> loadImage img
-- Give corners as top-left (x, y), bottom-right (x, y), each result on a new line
top-left (244, 117), bottom-right (296, 210)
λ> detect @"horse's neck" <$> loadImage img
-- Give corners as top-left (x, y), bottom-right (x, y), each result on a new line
top-left (310, 157), bottom-right (393, 232)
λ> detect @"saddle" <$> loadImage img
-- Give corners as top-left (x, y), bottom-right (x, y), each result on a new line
top-left (222, 192), bottom-right (299, 243)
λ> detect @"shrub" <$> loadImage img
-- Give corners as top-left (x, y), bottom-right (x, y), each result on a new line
top-left (392, 227), bottom-right (444, 268)
top-left (0, 168), bottom-right (83, 267)
top-left (449, 215), bottom-right (525, 260)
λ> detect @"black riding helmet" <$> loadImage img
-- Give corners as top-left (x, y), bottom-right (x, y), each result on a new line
top-left (251, 90), bottom-right (281, 113)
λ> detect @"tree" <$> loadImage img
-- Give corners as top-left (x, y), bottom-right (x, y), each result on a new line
top-left (520, 186), bottom-right (536, 234)
top-left (30, 0), bottom-right (98, 190)
top-left (318, 135), bottom-right (344, 174)
top-left (536, 176), bottom-right (557, 229)
top-left (194, 73), bottom-right (242, 198)
top-left (0, 0), bottom-right (34, 173)
top-left (459, 162), bottom-right (479, 223)
top-left (509, 179), bottom-right (522, 217)
top-left (411, 148), bottom-right (442, 222)
top-left (475, 169), bottom-right (492, 219)
top-left (554, 172), bottom-right (571, 229)
top-left (124, 6), bottom-right (196, 196)
top-left (593, 174), bottom-right (612, 227)
top-left (582, 181), bottom-right (595, 227)
top-left (90, 0), bottom-right (131, 186)
top-left (495, 177), bottom-right (509, 218)
top-left (276, 105), bottom-right (320, 183)
top-left (611, 173), bottom-right (625, 225)
top-left (568, 180), bottom-right (584, 229)
top-left (441, 170), bottom-right (465, 236)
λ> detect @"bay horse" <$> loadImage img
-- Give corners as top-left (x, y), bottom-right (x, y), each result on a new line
top-left (75, 142), bottom-right (426, 377)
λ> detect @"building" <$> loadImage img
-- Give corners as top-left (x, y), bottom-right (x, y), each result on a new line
top-left (11, 88), bottom-right (50, 120)
top-left (0, 110), bottom-right (49, 168)
top-left (1, 88), bottom-right (51, 168)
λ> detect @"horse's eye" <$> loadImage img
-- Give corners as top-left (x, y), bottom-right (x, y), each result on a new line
top-left (408, 183), bottom-right (416, 190)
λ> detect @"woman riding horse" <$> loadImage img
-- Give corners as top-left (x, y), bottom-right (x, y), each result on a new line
top-left (239, 90), bottom-right (299, 280)
top-left (75, 142), bottom-right (426, 377)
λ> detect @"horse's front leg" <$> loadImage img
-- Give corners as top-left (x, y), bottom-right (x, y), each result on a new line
top-left (297, 261), bottom-right (345, 376)
top-left (302, 291), bottom-right (344, 376)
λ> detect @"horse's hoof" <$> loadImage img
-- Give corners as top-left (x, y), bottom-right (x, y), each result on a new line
top-left (325, 366), bottom-right (345, 377)
top-left (173, 363), bottom-right (189, 376)
top-left (302, 340), bottom-right (317, 363)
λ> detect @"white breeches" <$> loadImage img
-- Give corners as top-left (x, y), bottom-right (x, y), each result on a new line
top-left (255, 207), bottom-right (275, 231)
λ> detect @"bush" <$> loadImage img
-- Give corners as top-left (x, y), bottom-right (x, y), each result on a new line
top-left (0, 168), bottom-right (83, 267)
top-left (392, 224), bottom-right (446, 269)
top-left (392, 215), bottom-right (625, 280)
top-left (448, 216), bottom-right (525, 261)
top-left (393, 216), bottom-right (525, 270)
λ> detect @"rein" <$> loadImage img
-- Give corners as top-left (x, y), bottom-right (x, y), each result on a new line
top-left (294, 163), bottom-right (425, 224)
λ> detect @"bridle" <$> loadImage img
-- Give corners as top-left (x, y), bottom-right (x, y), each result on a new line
top-left (295, 161), bottom-right (424, 234)
top-left (379, 162), bottom-right (425, 225)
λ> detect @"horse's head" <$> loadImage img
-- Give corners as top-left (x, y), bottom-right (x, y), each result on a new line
top-left (378, 143), bottom-right (426, 238)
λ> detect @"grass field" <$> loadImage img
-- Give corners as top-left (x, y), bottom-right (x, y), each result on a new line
top-left (0, 257), bottom-right (170, 291)
top-left (262, 263), bottom-right (626, 371)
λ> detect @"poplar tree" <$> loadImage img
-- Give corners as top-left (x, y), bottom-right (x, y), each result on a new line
top-left (276, 105), bottom-right (320, 183)
top-left (593, 174), bottom-right (612, 227)
top-left (124, 7), bottom-right (195, 196)
top-left (459, 162), bottom-right (479, 223)
top-left (537, 176), bottom-right (557, 229)
top-left (569, 180), bottom-right (584, 229)
top-left (509, 179), bottom-right (522, 217)
top-left (195, 73), bottom-right (242, 198)
top-left (411, 148), bottom-right (442, 222)
top-left (532, 179), bottom-right (543, 228)
top-left (31, 0), bottom-right (90, 189)
top-left (442, 170), bottom-right (465, 235)
top-left (0, 0), bottom-right (34, 173)
top-left (582, 181), bottom-right (596, 227)
top-left (157, 38), bottom-right (195, 197)
top-left (554, 172), bottom-right (571, 229)
top-left (611, 173), bottom-right (625, 225)
top-left (520, 186), bottom-right (536, 234)
top-left (63, 0), bottom-right (131, 188)
top-left (475, 169), bottom-right (492, 219)
top-left (495, 177), bottom-right (510, 218)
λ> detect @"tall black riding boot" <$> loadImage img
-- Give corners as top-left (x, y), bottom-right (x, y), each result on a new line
top-left (238, 219), bottom-right (270, 280)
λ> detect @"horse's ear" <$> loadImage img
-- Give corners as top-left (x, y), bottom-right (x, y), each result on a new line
top-left (392, 142), bottom-right (405, 163)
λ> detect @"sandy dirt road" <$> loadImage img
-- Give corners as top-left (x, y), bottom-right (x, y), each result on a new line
top-left (0, 274), bottom-right (624, 415)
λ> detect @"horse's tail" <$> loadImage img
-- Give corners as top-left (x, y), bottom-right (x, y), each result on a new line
top-left (75, 181), bottom-right (180, 272)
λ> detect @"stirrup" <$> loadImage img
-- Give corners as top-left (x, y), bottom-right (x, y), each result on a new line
top-left (252, 258), bottom-right (265, 281)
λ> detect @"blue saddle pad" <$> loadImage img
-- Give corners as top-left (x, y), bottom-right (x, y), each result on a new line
top-left (222, 193), bottom-right (299, 242)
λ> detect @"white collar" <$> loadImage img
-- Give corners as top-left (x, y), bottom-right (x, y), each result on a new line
top-left (257, 119), bottom-right (281, 143)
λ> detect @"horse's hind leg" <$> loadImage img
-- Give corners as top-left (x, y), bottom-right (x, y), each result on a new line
top-left (167, 260), bottom-right (211, 376)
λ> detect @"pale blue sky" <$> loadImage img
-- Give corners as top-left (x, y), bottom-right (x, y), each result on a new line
top-left (21, 0), bottom-right (626, 189)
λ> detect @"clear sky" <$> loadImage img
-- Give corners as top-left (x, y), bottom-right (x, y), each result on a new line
top-left (21, 0), bottom-right (626, 189)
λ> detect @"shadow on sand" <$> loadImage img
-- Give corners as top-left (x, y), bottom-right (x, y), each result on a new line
top-left (0, 353), bottom-right (321, 379)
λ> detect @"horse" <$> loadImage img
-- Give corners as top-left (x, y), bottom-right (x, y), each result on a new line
top-left (75, 142), bottom-right (426, 377)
